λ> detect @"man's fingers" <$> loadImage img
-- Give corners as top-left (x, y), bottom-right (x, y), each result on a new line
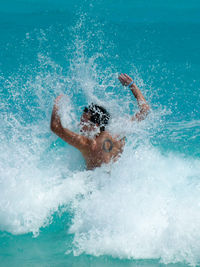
top-left (121, 73), bottom-right (127, 79)
top-left (118, 77), bottom-right (124, 84)
top-left (119, 73), bottom-right (132, 86)
top-left (118, 74), bottom-right (123, 80)
top-left (119, 73), bottom-right (131, 79)
top-left (124, 73), bottom-right (132, 80)
top-left (118, 74), bottom-right (125, 81)
top-left (124, 73), bottom-right (130, 78)
top-left (118, 76), bottom-right (125, 85)
top-left (119, 73), bottom-right (125, 80)
top-left (55, 94), bottom-right (64, 102)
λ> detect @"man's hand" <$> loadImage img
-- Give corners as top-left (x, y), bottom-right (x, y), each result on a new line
top-left (118, 73), bottom-right (133, 86)
top-left (55, 94), bottom-right (64, 104)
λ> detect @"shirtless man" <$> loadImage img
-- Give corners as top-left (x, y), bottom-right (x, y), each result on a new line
top-left (50, 73), bottom-right (150, 170)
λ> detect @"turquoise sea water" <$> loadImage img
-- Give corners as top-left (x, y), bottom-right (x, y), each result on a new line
top-left (1, 1), bottom-right (200, 266)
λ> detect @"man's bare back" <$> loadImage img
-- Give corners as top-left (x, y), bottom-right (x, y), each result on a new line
top-left (50, 73), bottom-right (149, 170)
top-left (81, 131), bottom-right (125, 170)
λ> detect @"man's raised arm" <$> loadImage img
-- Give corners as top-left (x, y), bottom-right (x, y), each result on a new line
top-left (118, 73), bottom-right (150, 121)
top-left (50, 95), bottom-right (91, 151)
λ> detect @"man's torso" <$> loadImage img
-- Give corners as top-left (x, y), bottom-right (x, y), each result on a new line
top-left (81, 131), bottom-right (125, 170)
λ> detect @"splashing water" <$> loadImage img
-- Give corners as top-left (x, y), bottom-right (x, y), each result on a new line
top-left (1, 8), bottom-right (200, 267)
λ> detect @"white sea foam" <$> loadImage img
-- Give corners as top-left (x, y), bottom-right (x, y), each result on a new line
top-left (69, 144), bottom-right (200, 266)
top-left (1, 111), bottom-right (200, 265)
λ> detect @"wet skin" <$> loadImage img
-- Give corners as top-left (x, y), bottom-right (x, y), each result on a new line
top-left (79, 112), bottom-right (125, 170)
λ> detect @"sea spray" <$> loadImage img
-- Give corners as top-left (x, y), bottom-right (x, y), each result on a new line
top-left (1, 9), bottom-right (200, 267)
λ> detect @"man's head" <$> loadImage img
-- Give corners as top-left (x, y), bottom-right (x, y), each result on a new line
top-left (80, 103), bottom-right (110, 134)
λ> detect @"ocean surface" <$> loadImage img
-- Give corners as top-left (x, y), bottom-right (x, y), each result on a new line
top-left (1, 0), bottom-right (200, 266)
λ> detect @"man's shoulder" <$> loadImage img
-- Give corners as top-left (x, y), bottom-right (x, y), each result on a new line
top-left (96, 131), bottom-right (112, 140)
top-left (96, 131), bottom-right (122, 145)
top-left (81, 137), bottom-right (97, 152)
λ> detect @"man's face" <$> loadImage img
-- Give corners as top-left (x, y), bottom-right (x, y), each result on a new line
top-left (80, 112), bottom-right (97, 134)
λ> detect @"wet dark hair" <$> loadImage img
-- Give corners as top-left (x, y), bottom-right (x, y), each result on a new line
top-left (83, 103), bottom-right (110, 132)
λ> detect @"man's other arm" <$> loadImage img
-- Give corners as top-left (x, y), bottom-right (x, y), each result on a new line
top-left (50, 95), bottom-right (91, 151)
top-left (118, 73), bottom-right (150, 121)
